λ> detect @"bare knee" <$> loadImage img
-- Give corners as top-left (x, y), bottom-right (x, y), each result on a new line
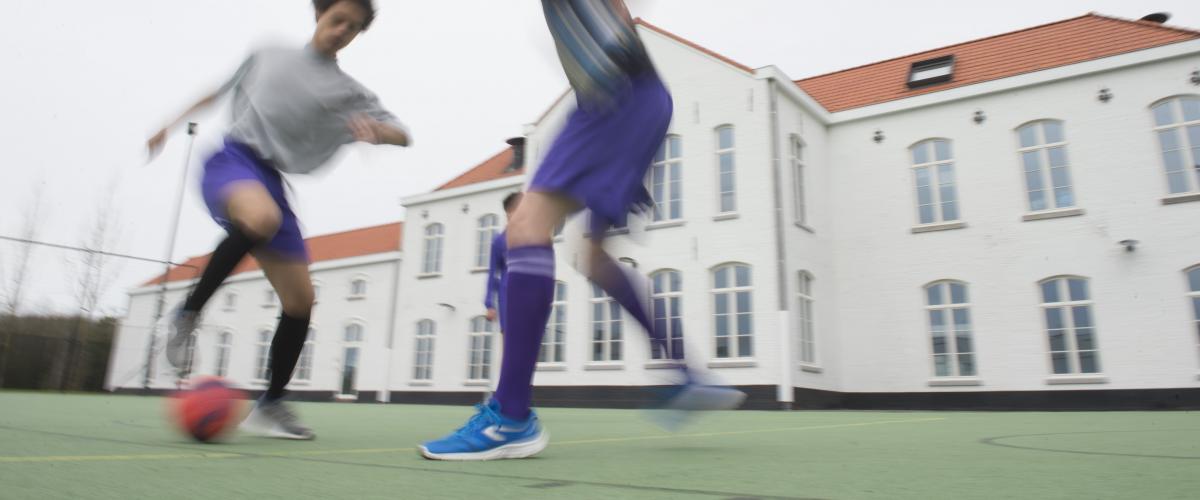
top-left (279, 287), bottom-right (314, 317)
top-left (234, 207), bottom-right (282, 241)
top-left (506, 210), bottom-right (552, 248)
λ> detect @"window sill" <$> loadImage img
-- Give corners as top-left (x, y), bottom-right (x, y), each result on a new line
top-left (607, 227), bottom-right (631, 236)
top-left (583, 362), bottom-right (625, 371)
top-left (794, 222), bottom-right (815, 234)
top-left (536, 363), bottom-right (567, 372)
top-left (927, 377), bottom-right (982, 387)
top-left (416, 273), bottom-right (442, 280)
top-left (707, 359), bottom-right (757, 369)
top-left (645, 360), bottom-right (685, 370)
top-left (1045, 375), bottom-right (1108, 385)
top-left (798, 364), bottom-right (823, 373)
top-left (911, 221), bottom-right (966, 234)
top-left (261, 304), bottom-right (276, 309)
top-left (469, 267), bottom-right (489, 274)
top-left (1162, 192), bottom-right (1200, 205)
top-left (335, 394), bottom-right (357, 401)
top-left (712, 213), bottom-right (740, 222)
top-left (1022, 207), bottom-right (1084, 222)
top-left (463, 380), bottom-right (492, 387)
top-left (346, 295), bottom-right (366, 301)
top-left (221, 307), bottom-right (235, 313)
top-left (409, 380), bottom-right (433, 387)
top-left (645, 220), bottom-right (686, 231)
top-left (290, 380), bottom-right (311, 387)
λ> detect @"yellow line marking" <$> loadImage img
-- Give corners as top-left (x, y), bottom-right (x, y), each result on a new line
top-left (0, 417), bottom-right (943, 464)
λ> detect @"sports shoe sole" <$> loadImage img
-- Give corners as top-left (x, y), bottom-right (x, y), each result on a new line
top-left (418, 430), bottom-right (549, 461)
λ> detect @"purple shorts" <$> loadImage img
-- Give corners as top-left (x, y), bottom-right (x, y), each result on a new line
top-left (530, 72), bottom-right (673, 232)
top-left (200, 139), bottom-right (308, 261)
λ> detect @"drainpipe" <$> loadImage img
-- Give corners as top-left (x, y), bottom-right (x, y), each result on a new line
top-left (767, 79), bottom-right (795, 409)
top-left (382, 252), bottom-right (402, 403)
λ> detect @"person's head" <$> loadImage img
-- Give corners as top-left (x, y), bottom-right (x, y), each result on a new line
top-left (311, 0), bottom-right (376, 57)
top-left (502, 192), bottom-right (523, 219)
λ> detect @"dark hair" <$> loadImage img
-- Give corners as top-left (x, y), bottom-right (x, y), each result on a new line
top-left (502, 192), bottom-right (523, 212)
top-left (313, 0), bottom-right (376, 30)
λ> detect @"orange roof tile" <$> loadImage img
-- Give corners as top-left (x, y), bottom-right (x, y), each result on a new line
top-left (142, 222), bottom-right (403, 286)
top-left (434, 147), bottom-right (523, 191)
top-left (796, 13), bottom-right (1200, 112)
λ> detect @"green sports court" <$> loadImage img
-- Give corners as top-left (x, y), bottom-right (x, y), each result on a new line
top-left (1, 392), bottom-right (1196, 499)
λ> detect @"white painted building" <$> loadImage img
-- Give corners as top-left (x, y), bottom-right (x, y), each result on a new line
top-left (109, 13), bottom-right (1200, 409)
top-left (106, 223), bottom-right (404, 402)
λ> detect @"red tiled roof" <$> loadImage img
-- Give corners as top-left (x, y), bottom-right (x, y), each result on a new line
top-left (434, 147), bottom-right (523, 191)
top-left (796, 13), bottom-right (1200, 112)
top-left (142, 222), bottom-right (403, 286)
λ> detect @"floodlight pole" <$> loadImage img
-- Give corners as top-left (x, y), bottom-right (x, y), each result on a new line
top-left (143, 122), bottom-right (198, 390)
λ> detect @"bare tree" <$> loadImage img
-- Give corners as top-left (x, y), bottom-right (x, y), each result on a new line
top-left (69, 189), bottom-right (125, 319)
top-left (2, 184), bottom-right (45, 316)
top-left (60, 188), bottom-right (124, 390)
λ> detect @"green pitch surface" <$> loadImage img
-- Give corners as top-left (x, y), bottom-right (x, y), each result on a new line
top-left (0, 392), bottom-right (1197, 499)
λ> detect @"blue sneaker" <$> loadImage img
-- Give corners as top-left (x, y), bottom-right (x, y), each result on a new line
top-left (419, 400), bottom-right (548, 461)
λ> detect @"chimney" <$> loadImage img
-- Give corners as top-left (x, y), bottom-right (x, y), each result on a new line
top-left (504, 137), bottom-right (526, 173)
top-left (1140, 12), bottom-right (1171, 24)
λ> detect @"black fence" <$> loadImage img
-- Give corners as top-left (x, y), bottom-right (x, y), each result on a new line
top-left (0, 315), bottom-right (115, 392)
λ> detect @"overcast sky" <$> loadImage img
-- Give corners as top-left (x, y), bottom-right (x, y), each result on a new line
top-left (2, 0), bottom-right (1197, 315)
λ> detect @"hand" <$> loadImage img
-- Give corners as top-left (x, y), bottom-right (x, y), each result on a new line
top-left (147, 128), bottom-right (168, 160)
top-left (486, 308), bottom-right (497, 322)
top-left (348, 114), bottom-right (382, 144)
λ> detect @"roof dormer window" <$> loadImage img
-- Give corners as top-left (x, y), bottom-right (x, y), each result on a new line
top-left (908, 55), bottom-right (955, 88)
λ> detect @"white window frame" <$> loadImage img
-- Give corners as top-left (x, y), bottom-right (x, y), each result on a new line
top-left (910, 139), bottom-right (960, 225)
top-left (715, 125), bottom-right (737, 214)
top-left (648, 135), bottom-right (683, 223)
top-left (413, 320), bottom-right (435, 380)
top-left (475, 214), bottom-right (501, 269)
top-left (650, 270), bottom-right (684, 360)
top-left (1016, 120), bottom-right (1076, 212)
top-left (590, 284), bottom-right (624, 362)
top-left (1039, 276), bottom-right (1102, 375)
top-left (924, 280), bottom-right (976, 378)
top-left (254, 329), bottom-right (272, 381)
top-left (311, 282), bottom-right (321, 305)
top-left (422, 223), bottom-right (444, 275)
top-left (348, 275), bottom-right (368, 300)
top-left (295, 327), bottom-right (316, 382)
top-left (540, 281), bottom-right (568, 365)
top-left (790, 136), bottom-right (808, 227)
top-left (797, 271), bottom-right (816, 365)
top-left (214, 331), bottom-right (233, 377)
top-left (222, 292), bottom-right (237, 312)
top-left (467, 316), bottom-right (495, 381)
top-left (1150, 96), bottom-right (1200, 196)
top-left (712, 263), bottom-right (753, 359)
top-left (262, 289), bottom-right (276, 308)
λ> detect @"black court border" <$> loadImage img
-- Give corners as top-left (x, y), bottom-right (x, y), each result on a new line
top-left (113, 385), bottom-right (1200, 410)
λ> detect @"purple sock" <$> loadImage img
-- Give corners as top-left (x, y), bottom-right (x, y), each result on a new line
top-left (594, 255), bottom-right (682, 362)
top-left (492, 245), bottom-right (555, 420)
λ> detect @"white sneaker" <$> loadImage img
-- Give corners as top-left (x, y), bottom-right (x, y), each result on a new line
top-left (165, 307), bottom-right (199, 373)
top-left (239, 398), bottom-right (315, 440)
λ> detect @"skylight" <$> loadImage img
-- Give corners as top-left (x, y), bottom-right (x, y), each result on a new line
top-left (908, 55), bottom-right (955, 88)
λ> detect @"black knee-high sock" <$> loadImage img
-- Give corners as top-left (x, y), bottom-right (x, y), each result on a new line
top-left (182, 228), bottom-right (260, 313)
top-left (266, 312), bottom-right (310, 401)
